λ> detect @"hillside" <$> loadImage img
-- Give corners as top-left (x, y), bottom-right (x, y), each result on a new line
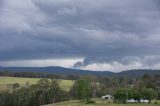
top-left (0, 66), bottom-right (159, 77)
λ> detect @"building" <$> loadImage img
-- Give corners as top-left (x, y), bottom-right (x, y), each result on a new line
top-left (102, 95), bottom-right (113, 100)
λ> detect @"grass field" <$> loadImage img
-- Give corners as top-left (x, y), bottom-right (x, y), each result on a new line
top-left (45, 99), bottom-right (160, 106)
top-left (0, 76), bottom-right (74, 91)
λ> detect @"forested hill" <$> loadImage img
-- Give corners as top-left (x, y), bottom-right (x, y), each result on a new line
top-left (0, 66), bottom-right (159, 77)
top-left (117, 69), bottom-right (160, 77)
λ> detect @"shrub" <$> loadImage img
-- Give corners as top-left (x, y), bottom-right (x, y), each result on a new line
top-left (85, 98), bottom-right (95, 104)
top-left (154, 101), bottom-right (158, 104)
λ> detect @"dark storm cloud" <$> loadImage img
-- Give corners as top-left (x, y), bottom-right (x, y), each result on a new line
top-left (0, 0), bottom-right (160, 69)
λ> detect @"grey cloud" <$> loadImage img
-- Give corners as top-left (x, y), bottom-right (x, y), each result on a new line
top-left (73, 56), bottom-right (136, 68)
top-left (73, 56), bottom-right (160, 69)
top-left (0, 0), bottom-right (160, 70)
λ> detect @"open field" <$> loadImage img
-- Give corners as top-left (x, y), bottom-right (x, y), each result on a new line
top-left (0, 76), bottom-right (74, 91)
top-left (45, 99), bottom-right (160, 106)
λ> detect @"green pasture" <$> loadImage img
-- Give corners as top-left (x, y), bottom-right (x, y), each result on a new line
top-left (0, 76), bottom-right (74, 91)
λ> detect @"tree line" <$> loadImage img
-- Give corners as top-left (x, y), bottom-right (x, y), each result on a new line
top-left (0, 71), bottom-right (80, 80)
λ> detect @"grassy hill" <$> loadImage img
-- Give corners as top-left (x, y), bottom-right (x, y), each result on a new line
top-left (0, 76), bottom-right (74, 91)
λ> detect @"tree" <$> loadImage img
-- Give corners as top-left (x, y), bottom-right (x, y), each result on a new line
top-left (70, 79), bottom-right (91, 100)
top-left (134, 80), bottom-right (145, 92)
top-left (11, 88), bottom-right (31, 106)
top-left (48, 79), bottom-right (64, 103)
top-left (141, 88), bottom-right (157, 103)
top-left (34, 78), bottom-right (68, 104)
top-left (114, 89), bottom-right (140, 103)
top-left (81, 75), bottom-right (98, 98)
top-left (0, 78), bottom-right (69, 106)
top-left (0, 91), bottom-right (13, 106)
top-left (98, 77), bottom-right (120, 96)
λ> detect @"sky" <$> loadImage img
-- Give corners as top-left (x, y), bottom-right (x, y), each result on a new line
top-left (0, 0), bottom-right (160, 72)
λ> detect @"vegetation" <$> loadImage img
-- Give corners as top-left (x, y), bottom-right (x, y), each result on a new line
top-left (114, 89), bottom-right (140, 103)
top-left (0, 73), bottom-right (160, 106)
top-left (141, 88), bottom-right (157, 103)
top-left (70, 79), bottom-right (91, 100)
top-left (0, 78), bottom-right (69, 106)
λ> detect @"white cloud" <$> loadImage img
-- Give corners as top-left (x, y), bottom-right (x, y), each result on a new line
top-left (0, 0), bottom-right (46, 32)
top-left (77, 56), bottom-right (160, 72)
top-left (0, 58), bottom-right (83, 68)
top-left (81, 61), bottom-right (144, 72)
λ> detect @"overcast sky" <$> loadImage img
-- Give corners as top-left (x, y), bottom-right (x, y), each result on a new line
top-left (0, 0), bottom-right (160, 72)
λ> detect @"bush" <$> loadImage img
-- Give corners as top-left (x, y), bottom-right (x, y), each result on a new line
top-left (154, 101), bottom-right (158, 104)
top-left (12, 83), bottom-right (20, 89)
top-left (85, 98), bottom-right (95, 104)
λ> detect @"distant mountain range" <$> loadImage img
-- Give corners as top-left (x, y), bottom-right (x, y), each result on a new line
top-left (0, 66), bottom-right (159, 77)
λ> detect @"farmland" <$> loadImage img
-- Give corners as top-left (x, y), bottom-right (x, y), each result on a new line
top-left (0, 76), bottom-right (74, 91)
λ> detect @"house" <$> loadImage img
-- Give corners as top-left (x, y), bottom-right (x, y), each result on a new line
top-left (102, 95), bottom-right (113, 100)
top-left (126, 99), bottom-right (138, 103)
top-left (126, 99), bottom-right (149, 103)
top-left (140, 99), bottom-right (149, 103)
